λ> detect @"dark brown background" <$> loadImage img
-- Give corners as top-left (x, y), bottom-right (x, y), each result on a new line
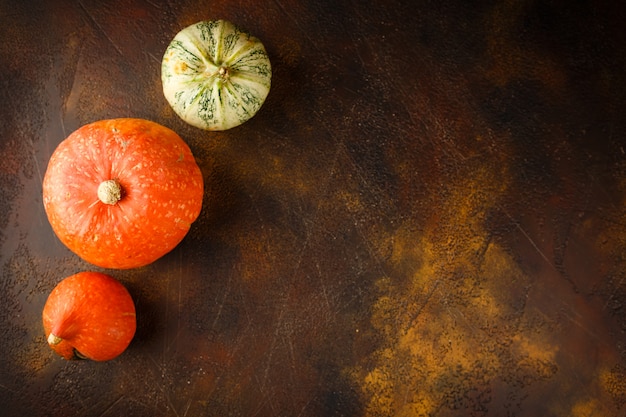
top-left (2, 0), bottom-right (626, 416)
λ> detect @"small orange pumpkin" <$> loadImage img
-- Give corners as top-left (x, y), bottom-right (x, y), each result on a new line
top-left (43, 271), bottom-right (136, 361)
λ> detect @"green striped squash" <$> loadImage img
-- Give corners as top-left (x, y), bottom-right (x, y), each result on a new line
top-left (161, 20), bottom-right (272, 131)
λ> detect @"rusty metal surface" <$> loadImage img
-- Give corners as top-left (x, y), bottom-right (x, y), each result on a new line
top-left (1, 0), bottom-right (626, 416)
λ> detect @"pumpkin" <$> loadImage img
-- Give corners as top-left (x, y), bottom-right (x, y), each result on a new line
top-left (161, 19), bottom-right (272, 131)
top-left (43, 271), bottom-right (136, 361)
top-left (42, 118), bottom-right (204, 269)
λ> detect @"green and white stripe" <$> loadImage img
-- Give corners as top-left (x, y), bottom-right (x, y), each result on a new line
top-left (162, 20), bottom-right (272, 131)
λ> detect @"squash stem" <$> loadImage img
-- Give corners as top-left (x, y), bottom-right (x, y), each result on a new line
top-left (218, 66), bottom-right (230, 81)
top-left (97, 179), bottom-right (123, 205)
top-left (48, 333), bottom-right (63, 345)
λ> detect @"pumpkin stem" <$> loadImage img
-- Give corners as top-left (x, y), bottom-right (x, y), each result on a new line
top-left (218, 66), bottom-right (230, 81)
top-left (48, 333), bottom-right (63, 345)
top-left (98, 179), bottom-right (123, 205)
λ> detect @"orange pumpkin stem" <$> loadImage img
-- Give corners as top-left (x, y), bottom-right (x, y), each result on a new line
top-left (97, 179), bottom-right (123, 205)
top-left (48, 333), bottom-right (63, 345)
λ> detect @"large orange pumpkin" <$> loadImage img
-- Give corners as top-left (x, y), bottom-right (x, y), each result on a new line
top-left (43, 118), bottom-right (204, 269)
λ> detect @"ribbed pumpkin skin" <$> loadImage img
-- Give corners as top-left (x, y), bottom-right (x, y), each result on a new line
top-left (42, 118), bottom-right (204, 269)
top-left (161, 19), bottom-right (272, 131)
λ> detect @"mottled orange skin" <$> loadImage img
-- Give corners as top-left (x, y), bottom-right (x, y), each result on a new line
top-left (42, 272), bottom-right (136, 361)
top-left (43, 118), bottom-right (203, 269)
